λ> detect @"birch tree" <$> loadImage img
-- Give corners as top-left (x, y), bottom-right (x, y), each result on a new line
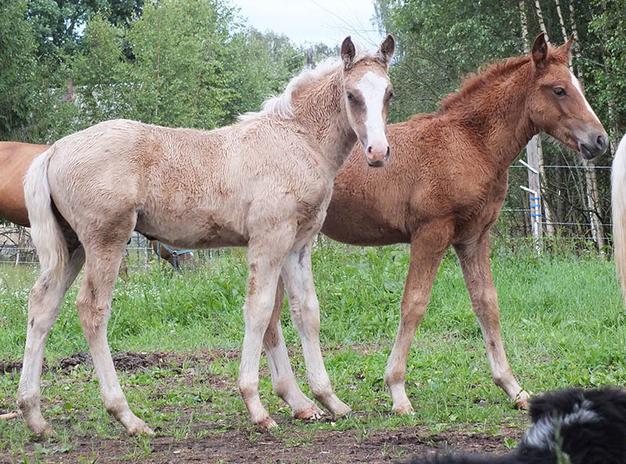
top-left (564, 1), bottom-right (605, 250)
top-left (525, 0), bottom-right (554, 238)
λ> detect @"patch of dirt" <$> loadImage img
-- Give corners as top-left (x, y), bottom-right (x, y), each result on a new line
top-left (17, 426), bottom-right (517, 463)
top-left (57, 351), bottom-right (169, 373)
top-left (0, 359), bottom-right (22, 374)
top-left (0, 348), bottom-right (240, 375)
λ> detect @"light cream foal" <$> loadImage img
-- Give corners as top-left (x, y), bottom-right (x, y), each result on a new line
top-left (18, 36), bottom-right (395, 435)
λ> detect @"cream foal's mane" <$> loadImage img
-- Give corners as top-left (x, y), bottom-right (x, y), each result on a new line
top-left (240, 48), bottom-right (372, 122)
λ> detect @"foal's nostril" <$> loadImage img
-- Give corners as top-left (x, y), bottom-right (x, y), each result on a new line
top-left (385, 146), bottom-right (390, 159)
top-left (367, 146), bottom-right (373, 154)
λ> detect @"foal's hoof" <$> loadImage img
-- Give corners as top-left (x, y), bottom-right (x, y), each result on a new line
top-left (294, 404), bottom-right (325, 421)
top-left (514, 390), bottom-right (530, 410)
top-left (392, 404), bottom-right (415, 416)
top-left (127, 421), bottom-right (154, 436)
top-left (29, 422), bottom-right (54, 439)
top-left (331, 401), bottom-right (352, 419)
top-left (256, 416), bottom-right (278, 430)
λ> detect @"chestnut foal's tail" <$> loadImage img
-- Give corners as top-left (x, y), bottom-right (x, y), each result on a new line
top-left (24, 146), bottom-right (68, 280)
top-left (612, 134), bottom-right (626, 305)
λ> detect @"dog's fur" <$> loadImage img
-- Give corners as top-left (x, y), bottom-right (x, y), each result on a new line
top-left (407, 388), bottom-right (626, 464)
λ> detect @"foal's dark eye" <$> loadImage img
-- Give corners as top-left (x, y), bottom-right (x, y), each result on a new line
top-left (553, 87), bottom-right (566, 97)
top-left (347, 92), bottom-right (354, 101)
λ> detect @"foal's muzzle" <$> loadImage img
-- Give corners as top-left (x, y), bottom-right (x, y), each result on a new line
top-left (366, 145), bottom-right (390, 167)
top-left (579, 131), bottom-right (609, 160)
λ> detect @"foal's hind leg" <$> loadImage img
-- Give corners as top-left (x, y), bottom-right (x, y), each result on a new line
top-left (455, 237), bottom-right (529, 409)
top-left (18, 247), bottom-right (85, 435)
top-left (77, 230), bottom-right (152, 434)
top-left (264, 278), bottom-right (322, 420)
top-left (282, 244), bottom-right (351, 418)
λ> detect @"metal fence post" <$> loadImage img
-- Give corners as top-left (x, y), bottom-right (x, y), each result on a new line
top-left (520, 142), bottom-right (543, 254)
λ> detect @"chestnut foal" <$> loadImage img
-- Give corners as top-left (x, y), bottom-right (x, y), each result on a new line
top-left (268, 34), bottom-right (607, 414)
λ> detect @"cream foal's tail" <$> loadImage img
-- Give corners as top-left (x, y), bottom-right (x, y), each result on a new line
top-left (611, 133), bottom-right (626, 304)
top-left (24, 146), bottom-right (68, 280)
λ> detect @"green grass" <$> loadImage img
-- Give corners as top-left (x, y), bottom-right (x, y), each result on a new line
top-left (0, 243), bottom-right (624, 460)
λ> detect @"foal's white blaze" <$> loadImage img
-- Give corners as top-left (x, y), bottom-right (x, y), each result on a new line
top-left (357, 70), bottom-right (389, 156)
top-left (569, 71), bottom-right (602, 125)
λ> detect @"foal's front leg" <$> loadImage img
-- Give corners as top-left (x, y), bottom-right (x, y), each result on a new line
top-left (282, 244), bottom-right (351, 418)
top-left (384, 231), bottom-right (448, 414)
top-left (455, 237), bottom-right (529, 409)
top-left (239, 226), bottom-right (295, 428)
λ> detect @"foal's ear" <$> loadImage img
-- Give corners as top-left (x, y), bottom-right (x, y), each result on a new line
top-left (341, 36), bottom-right (356, 69)
top-left (559, 34), bottom-right (575, 59)
top-left (531, 32), bottom-right (549, 69)
top-left (376, 34), bottom-right (395, 66)
top-left (552, 34), bottom-right (574, 65)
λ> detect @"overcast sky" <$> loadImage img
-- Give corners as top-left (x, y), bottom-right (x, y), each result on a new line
top-left (230, 0), bottom-right (384, 48)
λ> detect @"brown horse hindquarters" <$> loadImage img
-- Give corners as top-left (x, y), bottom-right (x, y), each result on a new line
top-left (0, 143), bottom-right (47, 226)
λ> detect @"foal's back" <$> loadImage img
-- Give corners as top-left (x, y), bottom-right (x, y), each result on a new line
top-left (47, 118), bottom-right (328, 248)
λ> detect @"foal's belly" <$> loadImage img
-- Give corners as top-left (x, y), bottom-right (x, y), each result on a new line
top-left (322, 199), bottom-right (410, 246)
top-left (135, 204), bottom-right (248, 249)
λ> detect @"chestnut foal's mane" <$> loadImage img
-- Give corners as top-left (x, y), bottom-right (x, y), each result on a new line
top-left (437, 56), bottom-right (531, 113)
top-left (437, 44), bottom-right (571, 115)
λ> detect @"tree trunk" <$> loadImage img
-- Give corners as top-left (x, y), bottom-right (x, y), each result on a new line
top-left (554, 0), bottom-right (569, 46)
top-left (568, 1), bottom-right (605, 250)
top-left (519, 0), bottom-right (542, 250)
top-left (597, 0), bottom-right (620, 150)
top-left (526, 0), bottom-right (555, 237)
top-left (519, 0), bottom-right (529, 45)
top-left (533, 0), bottom-right (550, 41)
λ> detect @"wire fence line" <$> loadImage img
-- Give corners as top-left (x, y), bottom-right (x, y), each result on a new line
top-left (0, 163), bottom-right (615, 265)
top-left (0, 228), bottom-right (227, 268)
top-left (503, 159), bottom-right (613, 251)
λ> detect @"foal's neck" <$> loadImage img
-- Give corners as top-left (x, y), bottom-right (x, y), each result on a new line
top-left (292, 70), bottom-right (357, 175)
top-left (451, 63), bottom-right (537, 171)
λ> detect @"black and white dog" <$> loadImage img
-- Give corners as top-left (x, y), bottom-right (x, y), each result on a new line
top-left (407, 387), bottom-right (626, 464)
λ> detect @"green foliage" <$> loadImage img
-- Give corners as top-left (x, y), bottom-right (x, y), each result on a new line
top-left (125, 0), bottom-right (236, 128)
top-left (587, 0), bottom-right (626, 135)
top-left (376, 0), bottom-right (626, 133)
top-left (72, 14), bottom-right (130, 125)
top-left (376, 0), bottom-right (520, 121)
top-left (26, 0), bottom-right (142, 62)
top-left (0, 1), bottom-right (44, 138)
top-left (222, 30), bottom-right (302, 120)
top-left (0, 0), bottom-right (304, 142)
